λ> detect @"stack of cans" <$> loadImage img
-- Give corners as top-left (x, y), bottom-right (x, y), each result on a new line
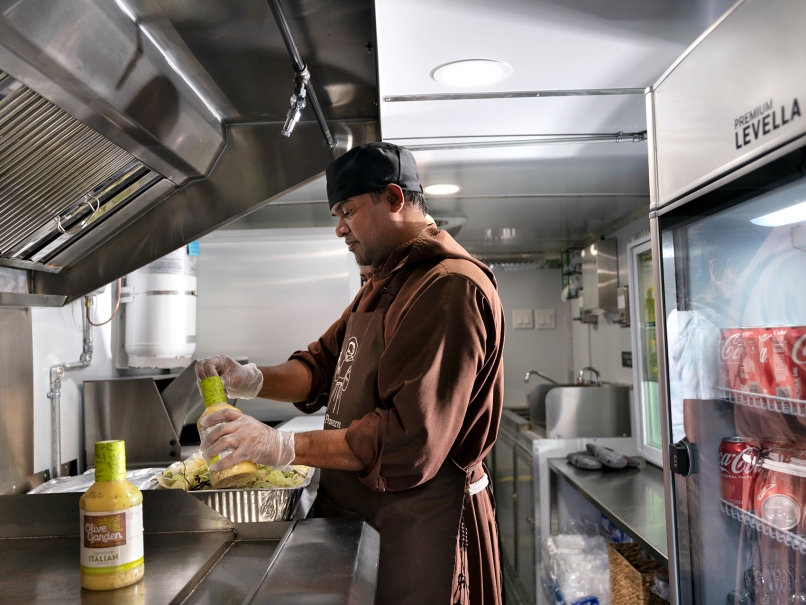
top-left (720, 437), bottom-right (806, 533)
top-left (719, 327), bottom-right (806, 403)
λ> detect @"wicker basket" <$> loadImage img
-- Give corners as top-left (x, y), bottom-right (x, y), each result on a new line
top-left (608, 543), bottom-right (666, 605)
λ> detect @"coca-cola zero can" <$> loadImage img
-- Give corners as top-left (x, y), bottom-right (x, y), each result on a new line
top-left (720, 437), bottom-right (760, 510)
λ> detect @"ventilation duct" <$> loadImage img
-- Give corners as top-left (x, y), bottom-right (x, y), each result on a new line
top-left (0, 0), bottom-right (379, 303)
top-left (0, 72), bottom-right (166, 269)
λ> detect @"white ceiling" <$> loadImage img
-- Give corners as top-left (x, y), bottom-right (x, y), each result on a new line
top-left (240, 0), bottom-right (736, 251)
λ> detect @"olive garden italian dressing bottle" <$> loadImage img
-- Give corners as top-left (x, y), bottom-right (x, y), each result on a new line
top-left (79, 440), bottom-right (144, 590)
top-left (197, 375), bottom-right (258, 489)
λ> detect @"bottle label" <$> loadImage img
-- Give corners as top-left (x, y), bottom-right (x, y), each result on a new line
top-left (95, 440), bottom-right (127, 482)
top-left (200, 376), bottom-right (228, 408)
top-left (198, 424), bottom-right (232, 465)
top-left (80, 505), bottom-right (144, 575)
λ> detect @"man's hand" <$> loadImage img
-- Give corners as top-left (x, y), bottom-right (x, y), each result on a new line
top-left (200, 409), bottom-right (295, 471)
top-left (196, 355), bottom-right (263, 400)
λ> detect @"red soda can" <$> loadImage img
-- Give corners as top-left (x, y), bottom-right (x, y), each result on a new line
top-left (742, 328), bottom-right (775, 396)
top-left (719, 437), bottom-right (760, 510)
top-left (755, 445), bottom-right (801, 530)
top-left (757, 329), bottom-right (778, 396)
top-left (770, 327), bottom-right (806, 401)
top-left (720, 329), bottom-right (746, 394)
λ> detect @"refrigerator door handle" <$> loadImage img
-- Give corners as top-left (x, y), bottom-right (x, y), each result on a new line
top-left (670, 439), bottom-right (696, 476)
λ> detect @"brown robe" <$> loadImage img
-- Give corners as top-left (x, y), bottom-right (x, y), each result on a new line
top-left (291, 226), bottom-right (504, 605)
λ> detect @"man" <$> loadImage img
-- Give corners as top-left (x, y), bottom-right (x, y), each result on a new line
top-left (197, 142), bottom-right (504, 605)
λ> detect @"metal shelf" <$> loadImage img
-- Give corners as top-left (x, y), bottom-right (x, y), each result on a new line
top-left (718, 387), bottom-right (806, 417)
top-left (720, 499), bottom-right (806, 555)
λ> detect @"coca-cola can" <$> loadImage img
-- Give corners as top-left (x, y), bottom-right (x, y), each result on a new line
top-left (720, 328), bottom-right (746, 394)
top-left (769, 326), bottom-right (806, 401)
top-left (742, 328), bottom-right (774, 396)
top-left (754, 455), bottom-right (802, 530)
top-left (720, 437), bottom-right (760, 510)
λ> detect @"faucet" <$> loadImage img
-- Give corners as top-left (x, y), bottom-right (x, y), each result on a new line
top-left (524, 370), bottom-right (559, 385)
top-left (577, 366), bottom-right (602, 386)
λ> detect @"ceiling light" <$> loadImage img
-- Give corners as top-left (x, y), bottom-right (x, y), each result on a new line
top-left (424, 184), bottom-right (460, 195)
top-left (431, 60), bottom-right (513, 88)
top-left (751, 200), bottom-right (806, 227)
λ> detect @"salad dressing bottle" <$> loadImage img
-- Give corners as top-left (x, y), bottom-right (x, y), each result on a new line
top-left (197, 375), bottom-right (258, 489)
top-left (79, 440), bottom-right (144, 590)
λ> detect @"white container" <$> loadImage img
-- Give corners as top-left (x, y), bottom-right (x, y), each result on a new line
top-left (123, 248), bottom-right (197, 368)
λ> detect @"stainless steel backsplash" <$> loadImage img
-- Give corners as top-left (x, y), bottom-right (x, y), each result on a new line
top-left (0, 308), bottom-right (34, 494)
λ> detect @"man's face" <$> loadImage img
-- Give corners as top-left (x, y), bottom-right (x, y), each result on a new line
top-left (332, 192), bottom-right (394, 268)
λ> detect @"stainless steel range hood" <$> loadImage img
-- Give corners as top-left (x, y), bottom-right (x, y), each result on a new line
top-left (0, 0), bottom-right (379, 305)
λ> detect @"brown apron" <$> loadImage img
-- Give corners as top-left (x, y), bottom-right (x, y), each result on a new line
top-left (315, 269), bottom-right (471, 605)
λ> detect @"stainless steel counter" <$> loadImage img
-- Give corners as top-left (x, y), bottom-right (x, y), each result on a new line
top-left (548, 458), bottom-right (668, 565)
top-left (0, 490), bottom-right (379, 604)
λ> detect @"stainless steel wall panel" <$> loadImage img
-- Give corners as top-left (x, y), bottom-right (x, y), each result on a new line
top-left (652, 0), bottom-right (806, 208)
top-left (0, 308), bottom-right (34, 494)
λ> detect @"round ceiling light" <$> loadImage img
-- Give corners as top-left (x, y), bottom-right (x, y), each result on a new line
top-left (431, 59), bottom-right (513, 88)
top-left (424, 184), bottom-right (460, 195)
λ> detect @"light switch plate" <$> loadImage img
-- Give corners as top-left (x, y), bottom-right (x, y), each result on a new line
top-left (512, 308), bottom-right (534, 330)
top-left (536, 308), bottom-right (556, 329)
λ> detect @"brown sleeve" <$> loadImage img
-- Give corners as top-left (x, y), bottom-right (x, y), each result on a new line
top-left (289, 303), bottom-right (352, 413)
top-left (345, 274), bottom-right (497, 491)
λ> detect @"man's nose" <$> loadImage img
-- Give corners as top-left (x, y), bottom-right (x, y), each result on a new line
top-left (335, 217), bottom-right (348, 238)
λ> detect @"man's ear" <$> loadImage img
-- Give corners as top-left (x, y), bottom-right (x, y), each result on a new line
top-left (385, 184), bottom-right (406, 213)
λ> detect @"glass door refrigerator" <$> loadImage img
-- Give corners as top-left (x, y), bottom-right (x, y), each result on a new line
top-left (647, 1), bottom-right (806, 604)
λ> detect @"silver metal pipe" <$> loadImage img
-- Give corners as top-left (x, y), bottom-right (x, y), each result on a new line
top-left (382, 88), bottom-right (646, 103)
top-left (47, 296), bottom-right (94, 478)
top-left (267, 0), bottom-right (336, 149)
top-left (403, 131), bottom-right (647, 152)
top-left (577, 366), bottom-right (602, 386)
top-left (524, 370), bottom-right (559, 385)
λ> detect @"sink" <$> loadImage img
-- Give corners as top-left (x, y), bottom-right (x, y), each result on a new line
top-left (527, 383), bottom-right (572, 427)
top-left (543, 385), bottom-right (632, 439)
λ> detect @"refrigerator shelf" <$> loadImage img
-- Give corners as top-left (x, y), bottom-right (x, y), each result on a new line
top-left (720, 500), bottom-right (806, 555)
top-left (718, 387), bottom-right (806, 417)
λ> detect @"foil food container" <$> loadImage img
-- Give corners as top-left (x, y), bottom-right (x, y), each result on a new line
top-left (188, 466), bottom-right (315, 523)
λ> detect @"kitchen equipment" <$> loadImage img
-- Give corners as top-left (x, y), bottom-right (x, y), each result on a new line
top-left (525, 370), bottom-right (563, 426)
top-left (545, 385), bottom-right (632, 439)
top-left (0, 0), bottom-right (379, 306)
top-left (647, 1), bottom-right (806, 603)
top-left (489, 408), bottom-right (637, 605)
top-left (189, 466), bottom-right (316, 523)
top-left (2, 490), bottom-right (379, 604)
top-left (527, 374), bottom-right (632, 439)
top-left (581, 238), bottom-right (619, 314)
top-left (119, 248), bottom-right (197, 369)
top-left (83, 361), bottom-right (199, 469)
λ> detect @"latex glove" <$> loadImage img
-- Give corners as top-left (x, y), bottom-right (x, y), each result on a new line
top-left (196, 354), bottom-right (263, 399)
top-left (200, 409), bottom-right (295, 472)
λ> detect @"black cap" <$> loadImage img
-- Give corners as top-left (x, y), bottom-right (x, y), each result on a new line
top-left (326, 142), bottom-right (422, 209)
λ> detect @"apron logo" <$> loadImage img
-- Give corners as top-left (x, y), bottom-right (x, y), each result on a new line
top-left (329, 336), bottom-right (358, 416)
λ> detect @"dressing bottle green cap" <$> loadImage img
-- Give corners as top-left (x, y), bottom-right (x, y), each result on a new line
top-left (94, 440), bottom-right (126, 482)
top-left (200, 375), bottom-right (227, 407)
